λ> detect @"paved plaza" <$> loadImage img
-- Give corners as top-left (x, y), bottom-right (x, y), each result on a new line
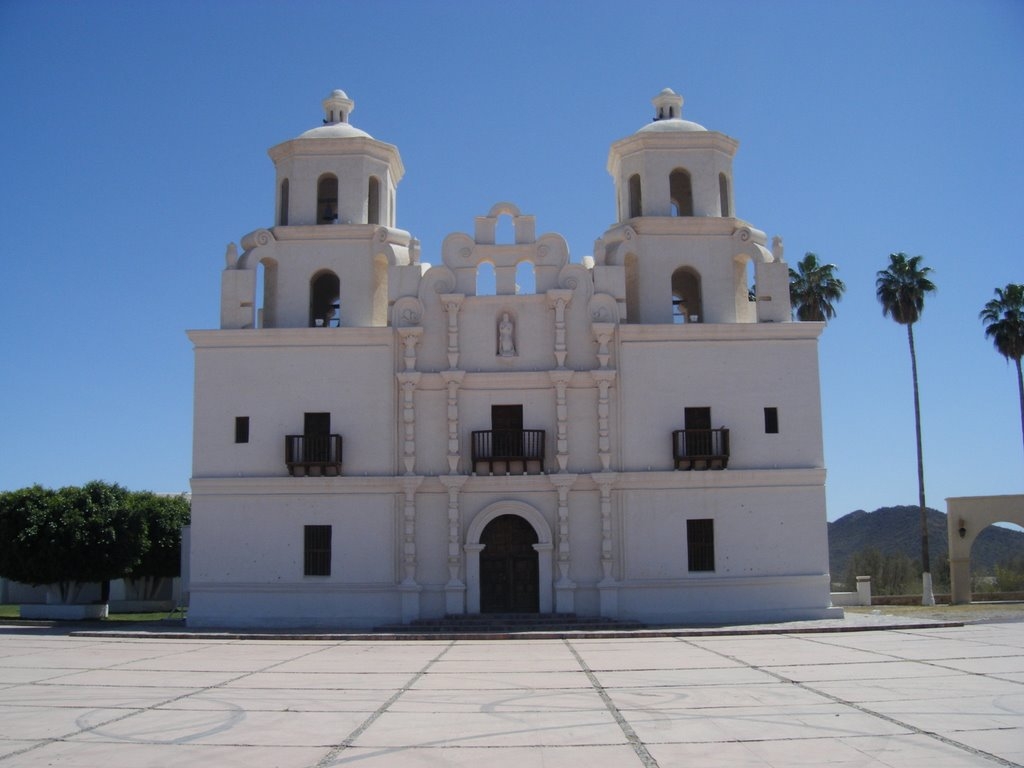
top-left (0, 618), bottom-right (1022, 767)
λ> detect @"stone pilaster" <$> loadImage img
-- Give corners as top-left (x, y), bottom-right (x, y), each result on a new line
top-left (397, 326), bottom-right (423, 372)
top-left (594, 473), bottom-right (619, 617)
top-left (398, 476), bottom-right (424, 622)
top-left (548, 370), bottom-right (573, 473)
top-left (440, 293), bottom-right (464, 369)
top-left (550, 474), bottom-right (578, 612)
top-left (547, 289), bottom-right (573, 368)
top-left (592, 369), bottom-right (616, 472)
top-left (440, 370), bottom-right (465, 474)
top-left (440, 474), bottom-right (468, 614)
top-left (397, 372), bottom-right (421, 475)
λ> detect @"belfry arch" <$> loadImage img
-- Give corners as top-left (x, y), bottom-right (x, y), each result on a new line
top-left (947, 495), bottom-right (1024, 603)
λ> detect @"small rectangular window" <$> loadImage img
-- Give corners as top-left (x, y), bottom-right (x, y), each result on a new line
top-left (764, 407), bottom-right (779, 434)
top-left (304, 525), bottom-right (331, 576)
top-left (687, 519), bottom-right (715, 572)
top-left (235, 416), bottom-right (250, 444)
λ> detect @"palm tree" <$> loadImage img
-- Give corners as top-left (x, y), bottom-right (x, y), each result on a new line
top-left (980, 283), bottom-right (1024, 458)
top-left (788, 253), bottom-right (846, 322)
top-left (876, 253), bottom-right (937, 605)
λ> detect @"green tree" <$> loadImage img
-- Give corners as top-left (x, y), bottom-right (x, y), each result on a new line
top-left (979, 283), bottom-right (1024, 459)
top-left (0, 481), bottom-right (148, 603)
top-left (126, 492), bottom-right (190, 599)
top-left (876, 252), bottom-right (937, 605)
top-left (788, 252), bottom-right (846, 322)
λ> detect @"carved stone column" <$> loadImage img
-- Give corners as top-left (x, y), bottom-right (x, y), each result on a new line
top-left (592, 322), bottom-right (614, 369)
top-left (547, 289), bottom-right (573, 368)
top-left (592, 370), bottom-right (616, 472)
top-left (397, 326), bottom-right (423, 372)
top-left (399, 476), bottom-right (424, 622)
top-left (440, 370), bottom-right (465, 474)
top-left (548, 370), bottom-right (573, 473)
top-left (439, 294), bottom-right (464, 369)
top-left (550, 474), bottom-right (577, 613)
top-left (594, 473), bottom-right (618, 617)
top-left (397, 372), bottom-right (421, 475)
top-left (440, 474), bottom-right (468, 614)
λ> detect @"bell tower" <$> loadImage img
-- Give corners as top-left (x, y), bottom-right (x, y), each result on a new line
top-left (597, 88), bottom-right (789, 324)
top-left (219, 90), bottom-right (414, 330)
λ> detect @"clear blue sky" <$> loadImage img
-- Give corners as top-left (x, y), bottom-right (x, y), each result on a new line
top-left (1, 0), bottom-right (1022, 521)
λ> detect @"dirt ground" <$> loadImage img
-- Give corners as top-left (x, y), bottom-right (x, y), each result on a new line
top-left (846, 601), bottom-right (1024, 623)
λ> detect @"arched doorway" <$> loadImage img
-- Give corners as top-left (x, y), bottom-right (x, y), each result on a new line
top-left (479, 514), bottom-right (539, 613)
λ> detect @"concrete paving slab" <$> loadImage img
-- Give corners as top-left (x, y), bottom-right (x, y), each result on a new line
top-left (0, 618), bottom-right (1021, 767)
top-left (158, 687), bottom-right (396, 713)
top-left (410, 670), bottom-right (592, 690)
top-left (0, 741), bottom-right (328, 768)
top-left (320, 744), bottom-right (645, 767)
top-left (351, 708), bottom-right (626, 748)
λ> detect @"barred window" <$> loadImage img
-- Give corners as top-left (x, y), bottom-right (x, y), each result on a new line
top-left (304, 525), bottom-right (332, 576)
top-left (687, 519), bottom-right (715, 572)
top-left (235, 416), bottom-right (249, 444)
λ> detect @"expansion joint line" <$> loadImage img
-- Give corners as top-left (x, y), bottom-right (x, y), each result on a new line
top-left (677, 635), bottom-right (1020, 768)
top-left (564, 639), bottom-right (661, 768)
top-left (314, 640), bottom-right (456, 767)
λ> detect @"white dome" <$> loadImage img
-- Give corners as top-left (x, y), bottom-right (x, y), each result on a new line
top-left (298, 122), bottom-right (371, 139)
top-left (636, 118), bottom-right (707, 134)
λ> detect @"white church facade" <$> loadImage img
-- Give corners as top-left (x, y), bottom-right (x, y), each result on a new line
top-left (187, 88), bottom-right (840, 628)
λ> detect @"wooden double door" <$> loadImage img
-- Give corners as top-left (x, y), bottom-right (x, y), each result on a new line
top-left (479, 514), bottom-right (539, 613)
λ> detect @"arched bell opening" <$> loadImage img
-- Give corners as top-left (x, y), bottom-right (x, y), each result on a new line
top-left (310, 270), bottom-right (341, 327)
top-left (672, 266), bottom-right (703, 323)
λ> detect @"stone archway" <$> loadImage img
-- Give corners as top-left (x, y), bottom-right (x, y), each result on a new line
top-left (947, 495), bottom-right (1024, 603)
top-left (465, 501), bottom-right (553, 614)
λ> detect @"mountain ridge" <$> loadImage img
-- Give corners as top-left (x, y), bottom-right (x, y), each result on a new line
top-left (828, 505), bottom-right (1024, 577)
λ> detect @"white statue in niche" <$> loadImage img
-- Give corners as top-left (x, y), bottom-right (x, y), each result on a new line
top-left (498, 312), bottom-right (516, 356)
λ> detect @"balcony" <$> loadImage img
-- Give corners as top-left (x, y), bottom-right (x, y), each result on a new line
top-left (471, 429), bottom-right (546, 475)
top-left (285, 434), bottom-right (343, 477)
top-left (672, 428), bottom-right (729, 470)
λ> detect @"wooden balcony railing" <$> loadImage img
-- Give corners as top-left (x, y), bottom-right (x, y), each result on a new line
top-left (285, 434), bottom-right (343, 477)
top-left (672, 428), bottom-right (729, 470)
top-left (471, 429), bottom-right (546, 475)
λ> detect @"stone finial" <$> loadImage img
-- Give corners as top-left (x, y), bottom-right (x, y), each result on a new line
top-left (225, 242), bottom-right (238, 268)
top-left (772, 235), bottom-right (784, 262)
top-left (652, 88), bottom-right (684, 121)
top-left (322, 89), bottom-right (354, 125)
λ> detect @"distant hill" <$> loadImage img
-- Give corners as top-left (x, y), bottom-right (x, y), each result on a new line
top-left (828, 505), bottom-right (1024, 577)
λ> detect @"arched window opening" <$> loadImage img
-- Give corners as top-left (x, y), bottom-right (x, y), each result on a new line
top-left (257, 258), bottom-right (278, 329)
top-left (317, 174), bottom-right (338, 224)
top-left (278, 179), bottom-right (289, 226)
top-left (495, 213), bottom-right (514, 245)
top-left (624, 253), bottom-right (639, 323)
top-left (310, 271), bottom-right (341, 327)
top-left (628, 174), bottom-right (642, 218)
top-left (672, 267), bottom-right (703, 323)
top-left (719, 173), bottom-right (730, 217)
top-left (368, 176), bottom-right (381, 225)
top-left (515, 261), bottom-right (535, 295)
top-left (670, 169), bottom-right (693, 217)
top-left (476, 262), bottom-right (497, 296)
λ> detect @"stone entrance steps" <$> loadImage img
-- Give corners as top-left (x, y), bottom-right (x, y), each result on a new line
top-left (374, 613), bottom-right (646, 636)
